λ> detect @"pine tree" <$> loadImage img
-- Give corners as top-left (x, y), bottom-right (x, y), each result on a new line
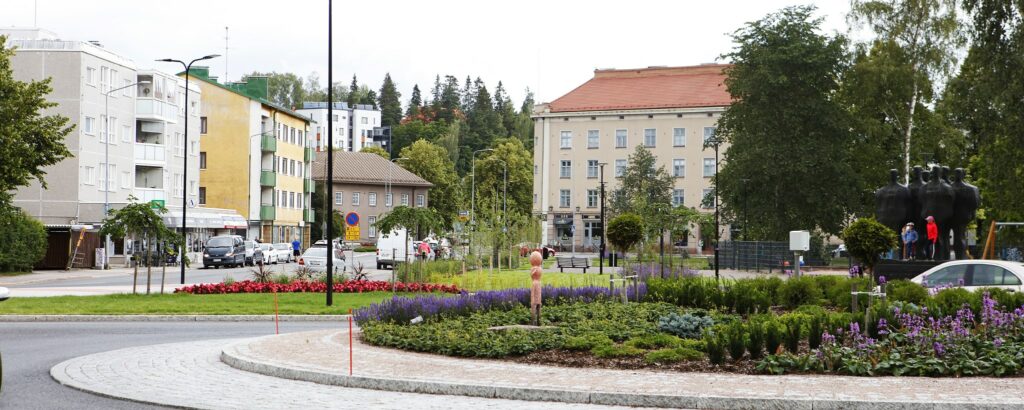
top-left (493, 81), bottom-right (516, 137)
top-left (347, 74), bottom-right (359, 107)
top-left (430, 75), bottom-right (442, 107)
top-left (438, 75), bottom-right (461, 122)
top-left (407, 84), bottom-right (422, 118)
top-left (466, 79), bottom-right (502, 151)
top-left (378, 73), bottom-right (402, 127)
top-left (361, 89), bottom-right (378, 109)
top-left (461, 75), bottom-right (475, 113)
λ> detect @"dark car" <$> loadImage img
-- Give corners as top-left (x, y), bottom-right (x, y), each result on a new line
top-left (203, 235), bottom-right (245, 268)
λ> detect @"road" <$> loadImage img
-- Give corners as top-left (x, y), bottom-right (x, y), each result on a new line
top-left (0, 321), bottom-right (337, 409)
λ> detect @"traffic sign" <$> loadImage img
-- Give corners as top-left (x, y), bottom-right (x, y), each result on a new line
top-left (150, 199), bottom-right (165, 209)
top-left (345, 212), bottom-right (360, 226)
top-left (345, 226), bottom-right (361, 241)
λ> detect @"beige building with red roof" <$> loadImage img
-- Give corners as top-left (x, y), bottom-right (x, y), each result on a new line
top-left (532, 64), bottom-right (731, 252)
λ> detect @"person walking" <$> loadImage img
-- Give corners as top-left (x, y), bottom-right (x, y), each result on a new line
top-left (291, 237), bottom-right (301, 259)
top-left (902, 222), bottom-right (918, 261)
top-left (926, 216), bottom-right (939, 260)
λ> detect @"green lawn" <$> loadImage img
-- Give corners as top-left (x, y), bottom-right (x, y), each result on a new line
top-left (0, 271), bottom-right (33, 277)
top-left (0, 292), bottom-right (405, 315)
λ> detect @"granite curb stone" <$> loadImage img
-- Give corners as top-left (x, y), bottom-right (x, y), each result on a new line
top-left (0, 314), bottom-right (349, 322)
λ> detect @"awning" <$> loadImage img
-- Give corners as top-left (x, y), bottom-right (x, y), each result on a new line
top-left (162, 207), bottom-right (246, 229)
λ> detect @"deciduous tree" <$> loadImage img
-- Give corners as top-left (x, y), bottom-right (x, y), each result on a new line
top-left (398, 140), bottom-right (462, 230)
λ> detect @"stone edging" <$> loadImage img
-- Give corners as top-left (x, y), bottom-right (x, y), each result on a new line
top-left (50, 360), bottom-right (197, 410)
top-left (220, 336), bottom-right (972, 410)
top-left (0, 314), bottom-right (349, 322)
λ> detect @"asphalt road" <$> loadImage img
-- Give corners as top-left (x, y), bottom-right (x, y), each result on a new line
top-left (0, 321), bottom-right (338, 409)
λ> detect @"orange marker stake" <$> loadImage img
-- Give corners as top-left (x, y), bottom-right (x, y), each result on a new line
top-left (348, 308), bottom-right (354, 376)
top-left (274, 289), bottom-right (280, 335)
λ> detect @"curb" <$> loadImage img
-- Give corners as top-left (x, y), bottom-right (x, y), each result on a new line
top-left (0, 314), bottom-right (349, 322)
top-left (50, 360), bottom-right (199, 410)
top-left (219, 334), bottom-right (1012, 410)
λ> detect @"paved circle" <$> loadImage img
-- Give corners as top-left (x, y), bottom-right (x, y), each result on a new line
top-left (50, 338), bottom-right (646, 410)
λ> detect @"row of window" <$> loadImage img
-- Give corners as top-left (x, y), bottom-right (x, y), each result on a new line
top-left (277, 156), bottom-right (305, 178)
top-left (332, 191), bottom-right (425, 208)
top-left (274, 189), bottom-right (305, 209)
top-left (559, 127), bottom-right (717, 149)
top-left (81, 164), bottom-right (196, 197)
top-left (276, 123), bottom-right (305, 147)
top-left (83, 115), bottom-right (198, 156)
top-left (557, 188), bottom-right (714, 209)
top-left (85, 66), bottom-right (130, 97)
top-left (559, 159), bottom-right (717, 179)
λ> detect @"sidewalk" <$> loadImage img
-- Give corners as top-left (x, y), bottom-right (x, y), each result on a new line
top-left (0, 267), bottom-right (136, 287)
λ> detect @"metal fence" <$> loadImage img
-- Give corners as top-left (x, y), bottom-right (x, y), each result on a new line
top-left (716, 241), bottom-right (792, 272)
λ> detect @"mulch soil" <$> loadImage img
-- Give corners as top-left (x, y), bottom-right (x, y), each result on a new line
top-left (510, 349), bottom-right (758, 374)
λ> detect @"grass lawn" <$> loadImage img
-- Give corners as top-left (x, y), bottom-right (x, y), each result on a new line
top-left (0, 292), bottom-right (408, 315)
top-left (0, 271), bottom-right (33, 277)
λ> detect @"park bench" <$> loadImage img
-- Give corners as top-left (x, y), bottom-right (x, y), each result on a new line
top-left (556, 256), bottom-right (592, 273)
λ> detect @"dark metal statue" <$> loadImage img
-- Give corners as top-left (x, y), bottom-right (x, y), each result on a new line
top-left (951, 168), bottom-right (981, 260)
top-left (907, 166), bottom-right (928, 259)
top-left (920, 166), bottom-right (956, 260)
top-left (875, 169), bottom-right (911, 234)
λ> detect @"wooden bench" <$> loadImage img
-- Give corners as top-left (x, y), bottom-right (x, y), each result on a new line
top-left (556, 256), bottom-right (592, 273)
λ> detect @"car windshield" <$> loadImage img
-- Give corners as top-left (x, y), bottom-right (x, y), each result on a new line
top-left (274, 244), bottom-right (289, 250)
top-left (303, 248), bottom-right (327, 258)
top-left (244, 241), bottom-right (255, 249)
top-left (207, 237), bottom-right (234, 247)
top-left (260, 244), bottom-right (272, 251)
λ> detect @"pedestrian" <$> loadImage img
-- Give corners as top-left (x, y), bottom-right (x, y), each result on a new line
top-left (291, 237), bottom-right (301, 258)
top-left (418, 241), bottom-right (430, 260)
top-left (901, 222), bottom-right (918, 261)
top-left (926, 216), bottom-right (938, 260)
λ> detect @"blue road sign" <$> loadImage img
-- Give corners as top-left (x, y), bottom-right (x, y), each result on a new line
top-left (345, 212), bottom-right (360, 226)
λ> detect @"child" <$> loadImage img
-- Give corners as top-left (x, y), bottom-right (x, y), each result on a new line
top-left (926, 216), bottom-right (938, 260)
top-left (901, 222), bottom-right (917, 260)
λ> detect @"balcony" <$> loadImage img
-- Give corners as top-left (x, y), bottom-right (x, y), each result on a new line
top-left (134, 188), bottom-right (166, 203)
top-left (260, 205), bottom-right (276, 221)
top-left (304, 209), bottom-right (315, 223)
top-left (136, 98), bottom-right (178, 122)
top-left (304, 147), bottom-right (315, 162)
top-left (261, 135), bottom-right (277, 152)
top-left (134, 143), bottom-right (166, 166)
top-left (260, 170), bottom-right (276, 187)
top-left (304, 179), bottom-right (315, 193)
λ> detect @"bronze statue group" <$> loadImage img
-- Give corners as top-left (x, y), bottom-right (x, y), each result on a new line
top-left (876, 166), bottom-right (980, 261)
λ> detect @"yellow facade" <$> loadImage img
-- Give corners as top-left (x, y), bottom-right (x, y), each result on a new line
top-left (196, 81), bottom-right (252, 217)
top-left (265, 106), bottom-right (307, 228)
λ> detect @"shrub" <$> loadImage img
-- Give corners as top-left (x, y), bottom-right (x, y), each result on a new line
top-left (646, 277), bottom-right (721, 309)
top-left (354, 246), bottom-right (377, 253)
top-left (764, 320), bottom-right (783, 355)
top-left (747, 321), bottom-right (765, 359)
top-left (842, 218), bottom-right (898, 275)
top-left (782, 316), bottom-right (803, 353)
top-left (726, 280), bottom-right (770, 314)
top-left (273, 273), bottom-right (291, 284)
top-left (292, 265), bottom-right (315, 282)
top-left (778, 276), bottom-right (822, 308)
top-left (222, 275), bottom-right (236, 285)
top-left (658, 312), bottom-right (714, 339)
top-left (592, 343), bottom-right (644, 358)
top-left (726, 321), bottom-right (747, 360)
top-left (607, 213), bottom-right (644, 256)
top-left (807, 314), bottom-right (823, 349)
top-left (926, 288), bottom-right (977, 318)
top-left (251, 264), bottom-right (274, 284)
top-left (678, 338), bottom-right (705, 352)
top-left (703, 331), bottom-right (727, 365)
top-left (564, 333), bottom-right (614, 351)
top-left (644, 347), bottom-right (703, 364)
top-left (0, 208), bottom-right (47, 272)
top-left (887, 280), bottom-right (928, 305)
top-left (625, 333), bottom-right (682, 350)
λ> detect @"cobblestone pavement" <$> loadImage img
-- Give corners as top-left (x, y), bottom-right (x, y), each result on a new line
top-left (50, 338), bottom-right (648, 410)
top-left (225, 330), bottom-right (1024, 409)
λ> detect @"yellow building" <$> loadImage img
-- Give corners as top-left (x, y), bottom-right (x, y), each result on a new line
top-left (185, 67), bottom-right (314, 246)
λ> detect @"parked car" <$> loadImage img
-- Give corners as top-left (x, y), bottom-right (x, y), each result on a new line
top-left (243, 240), bottom-right (264, 266)
top-left (312, 239), bottom-right (347, 260)
top-left (0, 286), bottom-right (7, 392)
top-left (297, 246), bottom-right (345, 273)
top-left (203, 235), bottom-right (246, 268)
top-left (273, 243), bottom-right (294, 263)
top-left (910, 260), bottom-right (1024, 291)
top-left (259, 243), bottom-right (279, 264)
top-left (377, 229), bottom-right (413, 269)
top-left (832, 244), bottom-right (848, 258)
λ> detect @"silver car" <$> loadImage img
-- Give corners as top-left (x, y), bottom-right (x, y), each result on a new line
top-left (910, 260), bottom-right (1024, 292)
top-left (298, 247), bottom-right (345, 273)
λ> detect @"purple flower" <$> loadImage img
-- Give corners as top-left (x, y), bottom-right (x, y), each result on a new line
top-left (879, 276), bottom-right (886, 285)
top-left (994, 338), bottom-right (1004, 348)
top-left (933, 341), bottom-right (945, 356)
top-left (822, 331), bottom-right (836, 345)
top-left (877, 318), bottom-right (889, 335)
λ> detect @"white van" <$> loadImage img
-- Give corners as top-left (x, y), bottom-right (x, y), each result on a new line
top-left (376, 228), bottom-right (414, 270)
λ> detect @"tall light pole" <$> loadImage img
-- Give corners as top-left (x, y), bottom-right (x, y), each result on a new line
top-left (326, 0), bottom-right (334, 306)
top-left (470, 148), bottom-right (494, 256)
top-left (599, 162), bottom-right (607, 286)
top-left (740, 178), bottom-right (750, 241)
top-left (704, 135), bottom-right (724, 282)
top-left (157, 53), bottom-right (220, 285)
top-left (103, 80), bottom-right (149, 267)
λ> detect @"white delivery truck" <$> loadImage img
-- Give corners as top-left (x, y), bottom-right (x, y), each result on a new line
top-left (376, 228), bottom-right (414, 270)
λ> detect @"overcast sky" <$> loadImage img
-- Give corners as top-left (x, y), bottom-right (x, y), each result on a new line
top-left (5, 0), bottom-right (854, 107)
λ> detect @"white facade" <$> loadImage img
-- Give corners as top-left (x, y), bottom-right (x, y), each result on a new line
top-left (133, 70), bottom-right (201, 212)
top-left (298, 102), bottom-right (381, 152)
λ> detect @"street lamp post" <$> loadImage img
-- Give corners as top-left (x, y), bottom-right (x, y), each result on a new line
top-left (157, 54), bottom-right (221, 285)
top-left (599, 162), bottom-right (607, 286)
top-left (740, 178), bottom-right (750, 241)
top-left (103, 80), bottom-right (149, 268)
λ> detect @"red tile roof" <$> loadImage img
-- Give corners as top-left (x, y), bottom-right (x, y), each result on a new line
top-left (547, 64), bottom-right (732, 113)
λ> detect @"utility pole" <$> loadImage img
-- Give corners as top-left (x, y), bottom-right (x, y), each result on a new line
top-left (325, 0), bottom-right (334, 306)
top-left (599, 162), bottom-right (608, 290)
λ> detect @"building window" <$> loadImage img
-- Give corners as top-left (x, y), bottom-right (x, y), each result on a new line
top-left (173, 173), bottom-right (183, 198)
top-left (703, 126), bottom-right (717, 143)
top-left (369, 192), bottom-right (377, 206)
top-left (385, 193), bottom-right (393, 207)
top-left (615, 159), bottom-right (626, 177)
top-left (298, 194), bottom-right (303, 209)
top-left (123, 79), bottom-right (132, 97)
top-left (334, 192), bottom-right (343, 205)
top-left (644, 128), bottom-right (656, 147)
top-left (673, 189), bottom-right (684, 207)
top-left (560, 160), bottom-right (571, 178)
top-left (560, 131), bottom-right (571, 149)
top-left (199, 187), bottom-right (206, 205)
top-left (290, 160), bottom-right (296, 176)
top-left (559, 189), bottom-right (571, 208)
top-left (702, 188), bottom-right (715, 209)
top-left (361, 117), bottom-right (368, 124)
top-left (99, 164), bottom-right (115, 192)
top-left (289, 192), bottom-right (296, 208)
top-left (587, 130), bottom-right (599, 149)
top-left (175, 133), bottom-right (184, 156)
top-left (85, 67), bottom-right (96, 86)
top-left (673, 159), bottom-right (685, 177)
top-left (100, 66), bottom-right (109, 92)
top-left (82, 166), bottom-right (95, 185)
top-left (109, 117), bottom-right (118, 143)
top-left (416, 194), bottom-right (425, 207)
top-left (615, 129), bottom-right (627, 148)
top-left (122, 125), bottom-right (131, 143)
top-left (199, 152), bottom-right (207, 169)
top-left (190, 180), bottom-right (197, 196)
top-left (200, 117), bottom-right (208, 134)
top-left (401, 193), bottom-right (409, 206)
top-left (368, 216), bottom-right (377, 238)
top-left (99, 115), bottom-right (107, 142)
top-left (587, 189), bottom-right (598, 208)
top-left (352, 192), bottom-right (361, 206)
top-left (587, 160), bottom-right (598, 179)
top-left (84, 117), bottom-right (96, 135)
top-left (703, 158), bottom-right (716, 177)
top-left (120, 171), bottom-right (131, 189)
top-left (673, 128), bottom-right (686, 147)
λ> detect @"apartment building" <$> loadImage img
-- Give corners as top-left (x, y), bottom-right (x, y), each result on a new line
top-left (532, 65), bottom-right (731, 252)
top-left (312, 152), bottom-right (432, 242)
top-left (189, 68), bottom-right (314, 246)
top-left (297, 102), bottom-right (381, 152)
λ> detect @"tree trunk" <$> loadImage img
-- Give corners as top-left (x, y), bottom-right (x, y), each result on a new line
top-left (160, 241), bottom-right (166, 294)
top-left (903, 80), bottom-right (918, 184)
top-left (145, 235), bottom-right (152, 295)
top-left (132, 234), bottom-right (138, 294)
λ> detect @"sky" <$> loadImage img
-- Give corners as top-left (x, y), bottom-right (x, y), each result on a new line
top-left (5, 0), bottom-right (855, 107)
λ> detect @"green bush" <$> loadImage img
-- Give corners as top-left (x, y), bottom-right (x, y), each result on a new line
top-left (725, 280), bottom-right (771, 314)
top-left (781, 315), bottom-right (803, 353)
top-left (646, 277), bottom-right (721, 310)
top-left (273, 274), bottom-right (291, 284)
top-left (764, 320), bottom-right (783, 355)
top-left (678, 338), bottom-right (705, 352)
top-left (807, 314), bottom-right (823, 349)
top-left (778, 276), bottom-right (822, 308)
top-left (354, 246), bottom-right (377, 253)
top-left (703, 331), bottom-right (727, 365)
top-left (886, 280), bottom-right (928, 305)
top-left (0, 208), bottom-right (47, 272)
top-left (644, 347), bottom-right (703, 364)
top-left (592, 343), bottom-right (644, 358)
top-left (564, 333), bottom-right (613, 351)
top-left (746, 321), bottom-right (765, 359)
top-left (657, 312), bottom-right (714, 339)
top-left (926, 288), bottom-right (977, 318)
top-left (842, 218), bottom-right (898, 274)
top-left (726, 321), bottom-right (747, 361)
top-left (625, 333), bottom-right (682, 350)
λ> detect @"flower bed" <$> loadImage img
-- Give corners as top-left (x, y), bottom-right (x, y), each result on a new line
top-left (175, 280), bottom-right (462, 295)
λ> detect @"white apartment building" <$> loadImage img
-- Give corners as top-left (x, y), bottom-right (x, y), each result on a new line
top-left (298, 102), bottom-right (381, 152)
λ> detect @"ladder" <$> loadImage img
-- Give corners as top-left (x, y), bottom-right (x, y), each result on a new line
top-left (66, 229), bottom-right (87, 270)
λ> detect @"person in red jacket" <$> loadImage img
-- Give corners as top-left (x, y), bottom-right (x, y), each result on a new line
top-left (926, 216), bottom-right (939, 260)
